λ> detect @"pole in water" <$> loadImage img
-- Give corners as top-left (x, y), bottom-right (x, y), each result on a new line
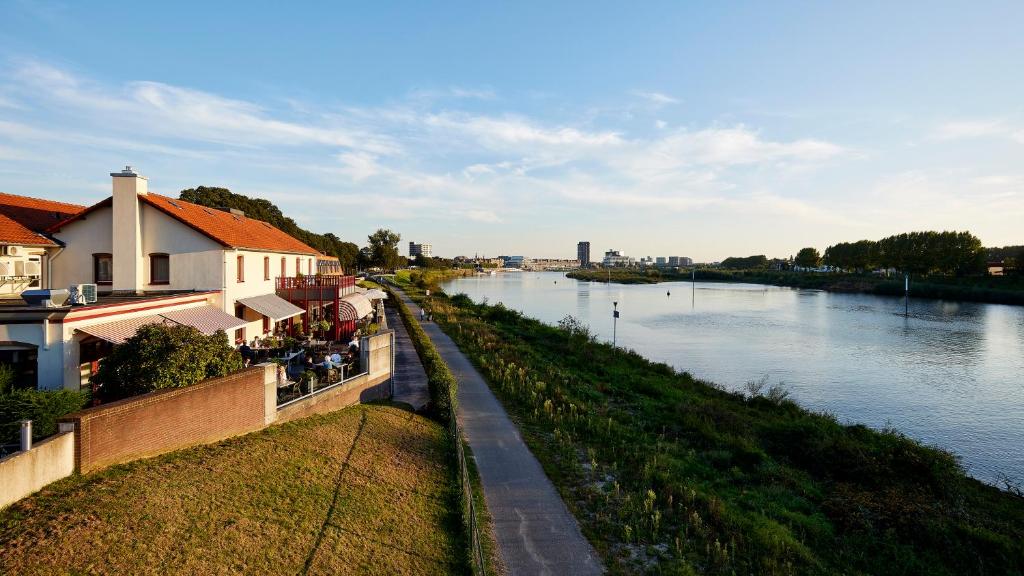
top-left (692, 269), bottom-right (696, 307)
top-left (612, 301), bottom-right (619, 347)
top-left (904, 274), bottom-right (909, 317)
top-left (667, 290), bottom-right (670, 297)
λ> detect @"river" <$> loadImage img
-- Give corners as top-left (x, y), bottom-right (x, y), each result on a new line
top-left (442, 271), bottom-right (1024, 486)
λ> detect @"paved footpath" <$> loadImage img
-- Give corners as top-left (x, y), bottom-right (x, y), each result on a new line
top-left (393, 288), bottom-right (604, 576)
top-left (384, 304), bottom-right (430, 411)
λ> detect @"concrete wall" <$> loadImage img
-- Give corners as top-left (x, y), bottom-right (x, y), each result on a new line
top-left (363, 329), bottom-right (395, 379)
top-left (59, 367), bottom-right (268, 473)
top-left (0, 431), bottom-right (74, 509)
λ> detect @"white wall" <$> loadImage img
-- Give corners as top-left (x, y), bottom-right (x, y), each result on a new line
top-left (0, 431), bottom-right (74, 510)
top-left (139, 204), bottom-right (224, 292)
top-left (0, 321), bottom-right (64, 390)
top-left (50, 206), bottom-right (114, 292)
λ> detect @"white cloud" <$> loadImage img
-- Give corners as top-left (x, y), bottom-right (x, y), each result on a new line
top-left (0, 59), bottom-right (861, 256)
top-left (933, 119), bottom-right (1007, 140)
top-left (632, 90), bottom-right (679, 105)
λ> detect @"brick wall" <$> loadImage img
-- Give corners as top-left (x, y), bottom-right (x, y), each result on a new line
top-left (59, 367), bottom-right (267, 473)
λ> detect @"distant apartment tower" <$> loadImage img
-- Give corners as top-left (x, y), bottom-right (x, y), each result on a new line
top-left (667, 256), bottom-right (693, 267)
top-left (409, 242), bottom-right (432, 258)
top-left (577, 241), bottom-right (591, 267)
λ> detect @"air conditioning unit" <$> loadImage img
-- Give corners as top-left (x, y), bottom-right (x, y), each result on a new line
top-left (4, 246), bottom-right (21, 257)
top-left (68, 283), bottom-right (99, 305)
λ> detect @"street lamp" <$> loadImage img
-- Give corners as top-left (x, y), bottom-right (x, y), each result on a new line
top-left (612, 301), bottom-right (619, 348)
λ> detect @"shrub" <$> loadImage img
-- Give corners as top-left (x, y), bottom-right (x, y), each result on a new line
top-left (0, 388), bottom-right (87, 445)
top-left (91, 324), bottom-right (243, 402)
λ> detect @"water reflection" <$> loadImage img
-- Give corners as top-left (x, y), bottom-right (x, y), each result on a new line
top-left (444, 272), bottom-right (1024, 485)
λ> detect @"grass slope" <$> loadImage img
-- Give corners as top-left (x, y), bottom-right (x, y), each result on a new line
top-left (0, 405), bottom-right (466, 576)
top-left (401, 280), bottom-right (1024, 575)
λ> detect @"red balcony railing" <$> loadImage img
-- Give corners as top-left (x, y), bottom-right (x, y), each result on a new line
top-left (275, 275), bottom-right (355, 290)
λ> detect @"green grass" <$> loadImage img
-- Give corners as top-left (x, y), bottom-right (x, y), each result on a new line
top-left (0, 405), bottom-right (467, 576)
top-left (403, 285), bottom-right (1024, 575)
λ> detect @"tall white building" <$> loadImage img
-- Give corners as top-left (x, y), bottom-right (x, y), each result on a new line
top-left (409, 242), bottom-right (432, 258)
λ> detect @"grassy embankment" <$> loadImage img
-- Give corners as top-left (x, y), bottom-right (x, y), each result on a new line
top-left (399, 276), bottom-right (1024, 575)
top-left (0, 405), bottom-right (468, 576)
top-left (567, 268), bottom-right (1024, 306)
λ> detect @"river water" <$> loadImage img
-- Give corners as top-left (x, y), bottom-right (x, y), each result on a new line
top-left (443, 272), bottom-right (1024, 486)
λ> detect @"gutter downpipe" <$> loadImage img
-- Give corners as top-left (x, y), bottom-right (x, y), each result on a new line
top-left (46, 246), bottom-right (65, 289)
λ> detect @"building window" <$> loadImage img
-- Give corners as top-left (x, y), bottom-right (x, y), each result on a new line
top-left (307, 258), bottom-right (312, 275)
top-left (237, 255), bottom-right (244, 282)
top-left (264, 256), bottom-right (270, 281)
top-left (93, 253), bottom-right (113, 284)
top-left (281, 257), bottom-right (286, 278)
top-left (150, 253), bottom-right (170, 285)
top-left (296, 257), bottom-right (301, 276)
top-left (262, 316), bottom-right (270, 333)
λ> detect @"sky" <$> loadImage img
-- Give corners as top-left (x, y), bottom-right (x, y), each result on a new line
top-left (0, 1), bottom-right (1022, 261)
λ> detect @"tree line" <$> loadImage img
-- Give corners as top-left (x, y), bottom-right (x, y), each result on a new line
top-left (180, 186), bottom-right (362, 271)
top-left (822, 231), bottom-right (986, 275)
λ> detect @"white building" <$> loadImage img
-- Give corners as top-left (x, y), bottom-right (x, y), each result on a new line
top-left (0, 167), bottom-right (368, 391)
top-left (602, 249), bottom-right (634, 267)
top-left (409, 242), bottom-right (432, 258)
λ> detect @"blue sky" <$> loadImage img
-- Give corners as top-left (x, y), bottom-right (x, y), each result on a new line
top-left (1, 1), bottom-right (1022, 260)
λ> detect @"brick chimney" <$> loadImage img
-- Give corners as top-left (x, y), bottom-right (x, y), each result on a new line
top-left (111, 166), bottom-right (147, 294)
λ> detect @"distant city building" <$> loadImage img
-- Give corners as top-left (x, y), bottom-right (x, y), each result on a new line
top-left (667, 256), bottom-right (692, 267)
top-left (500, 255), bottom-right (529, 269)
top-left (409, 242), bottom-right (432, 258)
top-left (577, 241), bottom-right (591, 267)
top-left (639, 256), bottom-right (655, 267)
top-left (525, 258), bottom-right (580, 271)
top-left (602, 249), bottom-right (634, 267)
top-left (655, 257), bottom-right (667, 266)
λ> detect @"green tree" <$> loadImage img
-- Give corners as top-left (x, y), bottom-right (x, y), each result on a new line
top-left (795, 247), bottom-right (822, 268)
top-left (367, 228), bottom-right (403, 270)
top-left (91, 324), bottom-right (243, 401)
top-left (720, 255), bottom-right (768, 270)
top-left (180, 186), bottom-right (361, 272)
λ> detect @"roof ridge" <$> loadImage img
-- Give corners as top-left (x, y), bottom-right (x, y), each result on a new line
top-left (0, 191), bottom-right (87, 211)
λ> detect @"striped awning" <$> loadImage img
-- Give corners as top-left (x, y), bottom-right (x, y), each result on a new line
top-left (76, 315), bottom-right (173, 345)
top-left (160, 306), bottom-right (248, 335)
top-left (363, 288), bottom-right (388, 300)
top-left (237, 294), bottom-right (305, 321)
top-left (77, 305), bottom-right (248, 344)
top-left (338, 293), bottom-right (373, 321)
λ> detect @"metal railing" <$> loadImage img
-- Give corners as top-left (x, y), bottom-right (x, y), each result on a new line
top-left (275, 274), bottom-right (356, 290)
top-left (276, 364), bottom-right (367, 409)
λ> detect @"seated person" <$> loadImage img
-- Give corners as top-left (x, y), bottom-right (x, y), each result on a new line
top-left (330, 352), bottom-right (342, 365)
top-left (238, 342), bottom-right (253, 366)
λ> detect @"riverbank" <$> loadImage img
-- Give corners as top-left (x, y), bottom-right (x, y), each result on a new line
top-left (567, 268), bottom-right (1024, 306)
top-left (400, 280), bottom-right (1024, 575)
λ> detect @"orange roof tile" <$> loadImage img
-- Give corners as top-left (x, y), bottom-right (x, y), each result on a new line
top-left (140, 193), bottom-right (319, 255)
top-left (0, 212), bottom-right (58, 246)
top-left (0, 192), bottom-right (84, 233)
top-left (48, 192), bottom-right (319, 255)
